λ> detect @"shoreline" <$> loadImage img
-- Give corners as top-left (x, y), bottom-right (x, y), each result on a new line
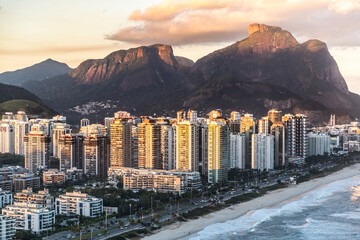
top-left (143, 163), bottom-right (360, 240)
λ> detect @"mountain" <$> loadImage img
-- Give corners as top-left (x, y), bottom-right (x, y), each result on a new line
top-left (23, 24), bottom-right (359, 124)
top-left (0, 83), bottom-right (56, 118)
top-left (0, 59), bottom-right (71, 86)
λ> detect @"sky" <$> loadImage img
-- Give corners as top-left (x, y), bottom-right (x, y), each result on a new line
top-left (1, 0), bottom-right (360, 93)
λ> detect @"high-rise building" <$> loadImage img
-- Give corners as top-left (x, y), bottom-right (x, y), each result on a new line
top-left (230, 111), bottom-right (241, 121)
top-left (0, 215), bottom-right (15, 239)
top-left (110, 119), bottom-right (133, 167)
top-left (208, 110), bottom-right (222, 121)
top-left (294, 114), bottom-right (309, 158)
top-left (138, 119), bottom-right (163, 169)
top-left (271, 122), bottom-right (286, 168)
top-left (268, 109), bottom-right (282, 125)
top-left (80, 124), bottom-right (107, 137)
top-left (187, 110), bottom-right (198, 123)
top-left (258, 117), bottom-right (269, 134)
top-left (80, 118), bottom-right (90, 127)
top-left (177, 110), bottom-right (186, 123)
top-left (230, 133), bottom-right (246, 169)
top-left (131, 125), bottom-right (139, 168)
top-left (199, 125), bottom-right (208, 175)
top-left (0, 123), bottom-right (14, 154)
top-left (160, 124), bottom-right (175, 170)
top-left (309, 133), bottom-right (330, 156)
top-left (52, 123), bottom-right (71, 158)
top-left (0, 188), bottom-right (13, 208)
top-left (14, 121), bottom-right (28, 155)
top-left (24, 124), bottom-right (50, 173)
top-left (176, 121), bottom-right (199, 171)
top-left (114, 111), bottom-right (131, 119)
top-left (15, 111), bottom-right (27, 122)
top-left (207, 121), bottom-right (230, 184)
top-left (251, 134), bottom-right (274, 170)
top-left (59, 134), bottom-right (84, 171)
top-left (282, 114), bottom-right (296, 157)
top-left (83, 134), bottom-right (110, 178)
top-left (240, 114), bottom-right (255, 168)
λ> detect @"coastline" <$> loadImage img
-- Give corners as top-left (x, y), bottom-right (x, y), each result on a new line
top-left (143, 163), bottom-right (360, 240)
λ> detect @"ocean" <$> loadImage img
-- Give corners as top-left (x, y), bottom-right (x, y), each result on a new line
top-left (189, 175), bottom-right (360, 240)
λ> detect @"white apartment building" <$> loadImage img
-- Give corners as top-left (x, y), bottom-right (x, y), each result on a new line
top-left (2, 202), bottom-right (55, 233)
top-left (230, 133), bottom-right (246, 169)
top-left (0, 215), bottom-right (16, 240)
top-left (252, 134), bottom-right (274, 170)
top-left (0, 189), bottom-right (13, 208)
top-left (0, 123), bottom-right (14, 154)
top-left (14, 188), bottom-right (54, 209)
top-left (55, 191), bottom-right (103, 218)
top-left (14, 121), bottom-right (28, 155)
top-left (108, 167), bottom-right (201, 193)
top-left (309, 133), bottom-right (330, 156)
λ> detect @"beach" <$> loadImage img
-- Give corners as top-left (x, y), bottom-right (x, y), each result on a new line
top-left (143, 163), bottom-right (360, 240)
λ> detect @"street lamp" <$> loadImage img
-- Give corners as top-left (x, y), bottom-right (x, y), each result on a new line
top-left (129, 203), bottom-right (132, 220)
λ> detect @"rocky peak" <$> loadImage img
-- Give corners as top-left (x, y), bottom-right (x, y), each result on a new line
top-left (248, 23), bottom-right (282, 35)
top-left (69, 44), bottom-right (178, 85)
top-left (242, 23), bottom-right (298, 54)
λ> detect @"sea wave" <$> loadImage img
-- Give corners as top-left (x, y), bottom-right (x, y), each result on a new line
top-left (189, 175), bottom-right (360, 240)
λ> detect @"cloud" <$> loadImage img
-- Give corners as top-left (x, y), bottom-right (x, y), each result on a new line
top-left (106, 0), bottom-right (360, 47)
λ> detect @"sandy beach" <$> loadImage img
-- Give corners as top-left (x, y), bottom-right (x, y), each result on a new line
top-left (143, 163), bottom-right (360, 240)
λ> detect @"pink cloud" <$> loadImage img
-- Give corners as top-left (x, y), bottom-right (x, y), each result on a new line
top-left (106, 0), bottom-right (360, 47)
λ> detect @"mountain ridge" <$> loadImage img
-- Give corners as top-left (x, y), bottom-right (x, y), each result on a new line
top-left (22, 23), bottom-right (359, 124)
top-left (0, 59), bottom-right (71, 86)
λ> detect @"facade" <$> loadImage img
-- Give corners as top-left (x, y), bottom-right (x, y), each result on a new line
top-left (258, 117), bottom-right (269, 134)
top-left (282, 114), bottom-right (296, 157)
top-left (13, 173), bottom-right (40, 192)
top-left (229, 133), bottom-right (246, 169)
top-left (251, 134), bottom-right (274, 170)
top-left (240, 114), bottom-right (255, 168)
top-left (80, 118), bottom-right (90, 128)
top-left (0, 189), bottom-right (13, 208)
top-left (52, 123), bottom-right (71, 159)
top-left (43, 169), bottom-right (66, 185)
top-left (309, 133), bottom-right (330, 156)
top-left (207, 121), bottom-right (230, 184)
top-left (176, 121), bottom-right (199, 171)
top-left (160, 124), bottom-right (175, 170)
top-left (24, 124), bottom-right (50, 173)
top-left (2, 202), bottom-right (55, 233)
top-left (343, 141), bottom-right (360, 152)
top-left (14, 188), bottom-right (53, 209)
top-left (108, 167), bottom-right (201, 194)
top-left (0, 123), bottom-right (14, 154)
top-left (271, 122), bottom-right (286, 168)
top-left (138, 120), bottom-right (163, 169)
top-left (14, 121), bottom-right (28, 155)
top-left (0, 215), bottom-right (16, 240)
top-left (110, 119), bottom-right (133, 167)
top-left (294, 114), bottom-right (309, 158)
top-left (59, 134), bottom-right (84, 171)
top-left (83, 135), bottom-right (110, 178)
top-left (268, 109), bottom-right (282, 124)
top-left (55, 191), bottom-right (103, 217)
